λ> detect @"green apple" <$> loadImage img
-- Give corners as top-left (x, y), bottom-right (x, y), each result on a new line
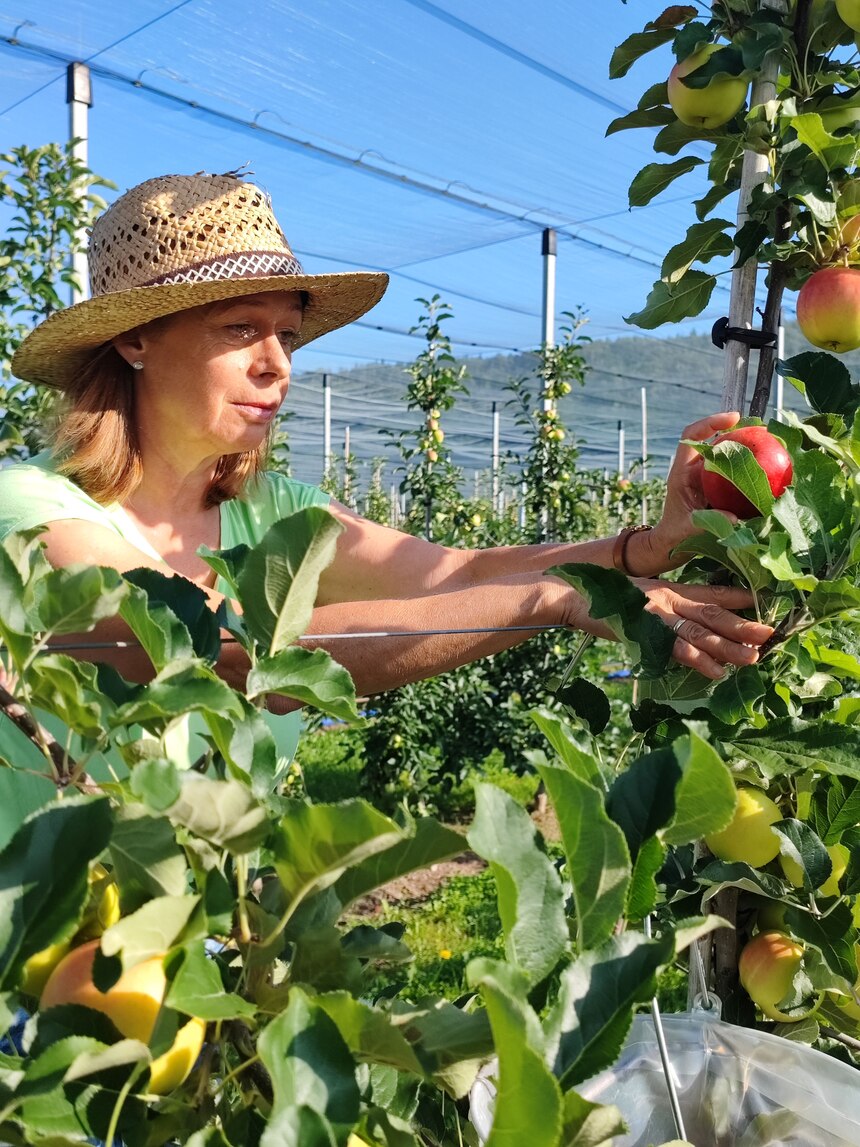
top-left (797, 265), bottom-right (860, 352)
top-left (739, 930), bottom-right (821, 1022)
top-left (667, 44), bottom-right (749, 129)
top-left (704, 787), bottom-right (782, 868)
top-left (837, 0), bottom-right (860, 31)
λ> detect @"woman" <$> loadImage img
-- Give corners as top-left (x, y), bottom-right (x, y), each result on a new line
top-left (0, 171), bottom-right (772, 737)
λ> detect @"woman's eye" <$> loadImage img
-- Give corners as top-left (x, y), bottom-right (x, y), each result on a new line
top-left (278, 330), bottom-right (297, 350)
top-left (230, 323), bottom-right (256, 339)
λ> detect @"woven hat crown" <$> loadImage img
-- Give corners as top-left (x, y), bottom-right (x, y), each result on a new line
top-left (88, 172), bottom-right (303, 297)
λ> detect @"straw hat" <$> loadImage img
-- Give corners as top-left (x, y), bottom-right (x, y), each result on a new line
top-left (11, 171), bottom-right (389, 389)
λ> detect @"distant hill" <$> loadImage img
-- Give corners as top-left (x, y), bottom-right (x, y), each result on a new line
top-left (284, 321), bottom-right (843, 495)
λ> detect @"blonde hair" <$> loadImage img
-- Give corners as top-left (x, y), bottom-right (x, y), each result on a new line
top-left (53, 342), bottom-right (269, 508)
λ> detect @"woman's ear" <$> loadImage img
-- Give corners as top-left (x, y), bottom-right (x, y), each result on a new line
top-left (112, 328), bottom-right (146, 368)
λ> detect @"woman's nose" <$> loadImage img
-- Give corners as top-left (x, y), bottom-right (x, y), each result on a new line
top-left (253, 333), bottom-right (291, 378)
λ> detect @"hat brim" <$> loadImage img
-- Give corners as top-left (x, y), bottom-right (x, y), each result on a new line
top-left (11, 270), bottom-right (389, 389)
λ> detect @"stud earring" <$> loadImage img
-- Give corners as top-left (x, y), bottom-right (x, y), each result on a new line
top-left (131, 360), bottom-right (144, 371)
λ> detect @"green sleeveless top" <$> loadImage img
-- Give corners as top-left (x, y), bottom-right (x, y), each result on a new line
top-left (0, 453), bottom-right (330, 845)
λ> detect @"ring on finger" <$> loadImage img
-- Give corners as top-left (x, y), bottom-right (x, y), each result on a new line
top-left (673, 618), bottom-right (686, 636)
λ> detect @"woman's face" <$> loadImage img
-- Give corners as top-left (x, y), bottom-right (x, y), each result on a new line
top-left (120, 290), bottom-right (304, 465)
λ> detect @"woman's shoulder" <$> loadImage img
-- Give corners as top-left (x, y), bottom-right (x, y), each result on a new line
top-left (0, 452), bottom-right (110, 540)
top-left (221, 471), bottom-right (331, 548)
top-left (254, 471), bottom-right (331, 513)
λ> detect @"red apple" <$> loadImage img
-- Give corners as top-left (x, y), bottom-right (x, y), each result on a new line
top-left (739, 930), bottom-right (821, 1022)
top-left (797, 265), bottom-right (860, 352)
top-left (41, 940), bottom-right (205, 1094)
top-left (701, 426), bottom-right (793, 519)
top-left (668, 45), bottom-right (749, 129)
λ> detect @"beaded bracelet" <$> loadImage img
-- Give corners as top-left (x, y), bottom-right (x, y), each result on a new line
top-left (612, 524), bottom-right (653, 576)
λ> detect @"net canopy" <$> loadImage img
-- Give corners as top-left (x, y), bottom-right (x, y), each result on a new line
top-left (0, 1), bottom-right (786, 482)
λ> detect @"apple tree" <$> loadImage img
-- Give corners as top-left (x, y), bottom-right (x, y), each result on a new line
top-left (602, 0), bottom-right (860, 1051)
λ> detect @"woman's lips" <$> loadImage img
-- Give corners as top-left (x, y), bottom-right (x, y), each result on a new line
top-left (233, 402), bottom-right (277, 421)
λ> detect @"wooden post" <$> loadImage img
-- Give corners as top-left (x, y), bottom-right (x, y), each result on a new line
top-left (720, 0), bottom-right (786, 413)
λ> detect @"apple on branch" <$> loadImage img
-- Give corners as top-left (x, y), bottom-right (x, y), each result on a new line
top-left (667, 44), bottom-right (749, 129)
top-left (704, 786), bottom-right (782, 868)
top-left (797, 265), bottom-right (860, 352)
top-left (701, 426), bottom-right (793, 519)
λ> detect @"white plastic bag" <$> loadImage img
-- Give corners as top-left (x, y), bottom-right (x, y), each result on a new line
top-left (470, 1010), bottom-right (860, 1146)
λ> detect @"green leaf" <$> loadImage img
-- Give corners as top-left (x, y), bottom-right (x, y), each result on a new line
top-left (246, 647), bottom-right (360, 722)
top-left (660, 220), bottom-right (734, 283)
top-left (111, 659), bottom-right (243, 728)
top-left (785, 902), bottom-right (857, 986)
top-left (165, 941), bottom-right (256, 1020)
top-left (167, 775), bottom-right (269, 854)
top-left (197, 541), bottom-right (250, 597)
top-left (779, 352), bottom-right (860, 417)
top-left (609, 27), bottom-right (678, 79)
top-left (561, 1091), bottom-right (627, 1147)
top-left (333, 815), bottom-right (465, 909)
top-left (773, 819), bottom-right (832, 890)
top-left (626, 834), bottom-right (665, 920)
top-left (257, 986), bottom-right (359, 1125)
top-left (547, 564), bottom-right (675, 679)
top-left (122, 567), bottom-right (222, 663)
top-left (554, 678), bottom-right (611, 736)
top-left (101, 894), bottom-right (200, 966)
top-left (119, 582), bottom-right (195, 670)
top-left (606, 105), bottom-right (675, 136)
top-left (469, 961), bottom-right (562, 1147)
top-left (38, 564), bottom-right (127, 634)
top-left (536, 762), bottom-right (630, 950)
top-left (272, 799), bottom-right (405, 908)
top-left (810, 777), bottom-right (860, 844)
top-left (0, 541), bottom-right (35, 663)
top-left (625, 270), bottom-right (716, 329)
top-left (26, 654), bottom-right (110, 740)
top-left (807, 577), bottom-right (860, 619)
top-left (792, 113), bottom-right (860, 170)
top-left (314, 992), bottom-right (424, 1075)
top-left (129, 756), bottom-right (181, 812)
top-left (709, 665), bottom-right (767, 725)
top-left (725, 718), bottom-right (860, 781)
top-left (237, 507), bottom-right (343, 654)
top-left (110, 806), bottom-right (189, 912)
top-left (0, 797), bottom-right (112, 990)
top-left (205, 699), bottom-right (280, 797)
top-left (545, 930), bottom-right (674, 1089)
top-left (529, 708), bottom-right (606, 789)
top-left (663, 729), bottom-right (737, 845)
top-left (628, 157), bottom-right (704, 208)
top-left (606, 748), bottom-right (680, 862)
top-left (468, 784), bottom-right (568, 984)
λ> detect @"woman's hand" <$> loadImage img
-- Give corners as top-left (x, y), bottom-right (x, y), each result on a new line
top-left (645, 411), bottom-right (743, 572)
top-left (636, 579), bottom-right (771, 680)
top-left (562, 578), bottom-right (772, 681)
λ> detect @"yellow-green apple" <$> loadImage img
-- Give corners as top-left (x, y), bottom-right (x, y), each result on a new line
top-left (797, 265), bottom-right (860, 352)
top-left (704, 787), bottom-right (782, 868)
top-left (41, 940), bottom-right (205, 1094)
top-left (739, 930), bottom-right (821, 1021)
top-left (780, 841), bottom-right (849, 893)
top-left (837, 0), bottom-right (860, 31)
top-left (701, 426), bottom-right (793, 519)
top-left (668, 44), bottom-right (748, 129)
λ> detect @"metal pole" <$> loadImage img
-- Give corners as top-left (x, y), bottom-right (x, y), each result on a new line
top-left (66, 62), bottom-right (92, 305)
top-left (343, 425), bottom-right (351, 506)
top-left (542, 228), bottom-right (557, 350)
top-left (491, 402), bottom-right (500, 515)
top-left (720, 0), bottom-right (784, 412)
top-left (641, 387), bottom-right (649, 523)
top-left (541, 229), bottom-right (557, 540)
top-left (775, 321), bottom-right (785, 421)
top-left (617, 419), bottom-right (625, 477)
top-left (323, 374), bottom-right (332, 477)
